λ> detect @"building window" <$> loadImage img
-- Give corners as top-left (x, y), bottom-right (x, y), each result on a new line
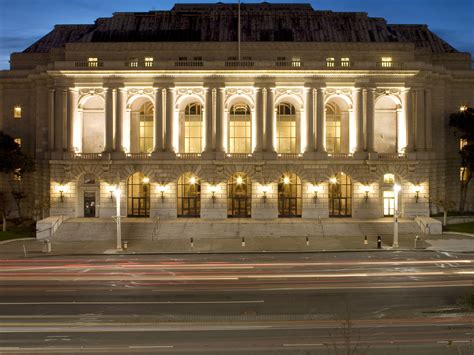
top-left (276, 103), bottom-right (297, 153)
top-left (184, 103), bottom-right (203, 153)
top-left (144, 57), bottom-right (154, 67)
top-left (139, 102), bottom-right (154, 153)
top-left (177, 173), bottom-right (201, 217)
top-left (88, 57), bottom-right (99, 68)
top-left (381, 57), bottom-right (393, 68)
top-left (292, 57), bottom-right (301, 67)
top-left (341, 57), bottom-right (350, 67)
top-left (460, 167), bottom-right (469, 182)
top-left (326, 57), bottom-right (335, 67)
top-left (278, 173), bottom-right (302, 218)
top-left (13, 106), bottom-right (22, 118)
top-left (326, 105), bottom-right (341, 153)
top-left (228, 104), bottom-right (252, 153)
top-left (178, 56), bottom-right (187, 61)
top-left (384, 173), bottom-right (395, 184)
top-left (460, 138), bottom-right (468, 150)
top-left (14, 138), bottom-right (21, 147)
top-left (129, 58), bottom-right (139, 67)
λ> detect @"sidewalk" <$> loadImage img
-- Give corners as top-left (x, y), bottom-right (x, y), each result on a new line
top-left (1, 233), bottom-right (472, 258)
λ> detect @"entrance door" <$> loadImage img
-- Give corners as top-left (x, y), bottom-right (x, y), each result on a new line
top-left (383, 191), bottom-right (395, 216)
top-left (278, 173), bottom-right (302, 218)
top-left (177, 173), bottom-right (201, 217)
top-left (329, 173), bottom-right (352, 217)
top-left (228, 174), bottom-right (251, 218)
top-left (127, 172), bottom-right (150, 217)
top-left (84, 192), bottom-right (96, 217)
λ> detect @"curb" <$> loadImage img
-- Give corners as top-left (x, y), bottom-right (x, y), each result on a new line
top-left (442, 231), bottom-right (474, 237)
top-left (0, 237), bottom-right (35, 245)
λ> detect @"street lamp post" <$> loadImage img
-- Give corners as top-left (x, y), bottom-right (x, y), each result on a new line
top-left (393, 184), bottom-right (401, 248)
top-left (114, 187), bottom-right (122, 251)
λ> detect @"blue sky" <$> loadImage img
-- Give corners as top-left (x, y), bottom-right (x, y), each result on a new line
top-left (0, 0), bottom-right (473, 69)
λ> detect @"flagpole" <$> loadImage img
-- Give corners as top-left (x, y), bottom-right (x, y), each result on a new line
top-left (238, 0), bottom-right (241, 61)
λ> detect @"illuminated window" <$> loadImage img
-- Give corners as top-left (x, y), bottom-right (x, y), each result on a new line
top-left (88, 57), bottom-right (98, 68)
top-left (460, 167), bottom-right (469, 182)
top-left (139, 102), bottom-right (154, 153)
top-left (341, 57), bottom-right (351, 67)
top-left (325, 104), bottom-right (341, 153)
top-left (384, 173), bottom-right (395, 184)
top-left (14, 138), bottom-right (21, 147)
top-left (184, 103), bottom-right (203, 153)
top-left (326, 57), bottom-right (335, 67)
top-left (129, 58), bottom-right (139, 67)
top-left (460, 138), bottom-right (468, 150)
top-left (144, 57), bottom-right (154, 67)
top-left (291, 57), bottom-right (301, 67)
top-left (229, 104), bottom-right (251, 153)
top-left (179, 56), bottom-right (187, 61)
top-left (276, 103), bottom-right (297, 153)
top-left (13, 168), bottom-right (22, 181)
top-left (383, 191), bottom-right (395, 216)
top-left (13, 106), bottom-right (22, 118)
top-left (381, 57), bottom-right (393, 68)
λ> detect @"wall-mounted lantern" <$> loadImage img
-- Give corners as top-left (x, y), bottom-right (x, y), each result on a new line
top-left (261, 185), bottom-right (271, 204)
top-left (209, 185), bottom-right (219, 204)
top-left (107, 185), bottom-right (116, 200)
top-left (57, 185), bottom-right (66, 203)
top-left (362, 185), bottom-right (371, 203)
top-left (311, 185), bottom-right (322, 203)
top-left (157, 185), bottom-right (167, 203)
top-left (329, 177), bottom-right (337, 185)
top-left (413, 185), bottom-right (422, 203)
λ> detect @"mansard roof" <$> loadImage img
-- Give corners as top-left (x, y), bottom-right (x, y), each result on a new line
top-left (24, 2), bottom-right (458, 54)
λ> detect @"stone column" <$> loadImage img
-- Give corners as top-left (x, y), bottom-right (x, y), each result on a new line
top-left (265, 87), bottom-right (276, 154)
top-left (353, 88), bottom-right (364, 153)
top-left (48, 88), bottom-right (55, 151)
top-left (425, 88), bottom-right (432, 151)
top-left (113, 87), bottom-right (125, 154)
top-left (103, 87), bottom-right (114, 153)
top-left (415, 88), bottom-right (426, 151)
top-left (152, 87), bottom-right (164, 153)
top-left (254, 87), bottom-right (264, 153)
top-left (304, 87), bottom-right (315, 153)
top-left (366, 87), bottom-right (375, 153)
top-left (164, 87), bottom-right (175, 153)
top-left (54, 87), bottom-right (66, 153)
top-left (316, 87), bottom-right (326, 153)
top-left (216, 87), bottom-right (225, 153)
top-left (203, 87), bottom-right (213, 153)
top-left (66, 88), bottom-right (78, 153)
top-left (403, 88), bottom-right (415, 153)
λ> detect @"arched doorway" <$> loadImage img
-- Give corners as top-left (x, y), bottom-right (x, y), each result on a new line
top-left (177, 173), bottom-right (201, 217)
top-left (127, 172), bottom-right (150, 217)
top-left (329, 172), bottom-right (352, 217)
top-left (227, 173), bottom-right (251, 218)
top-left (78, 173), bottom-right (99, 217)
top-left (278, 173), bottom-right (302, 218)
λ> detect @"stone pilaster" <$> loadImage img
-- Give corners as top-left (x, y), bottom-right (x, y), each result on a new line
top-left (304, 86), bottom-right (316, 156)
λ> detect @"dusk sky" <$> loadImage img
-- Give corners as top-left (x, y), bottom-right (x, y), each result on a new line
top-left (0, 0), bottom-right (473, 70)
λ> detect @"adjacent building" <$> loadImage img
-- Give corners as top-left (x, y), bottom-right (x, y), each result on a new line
top-left (1, 3), bottom-right (473, 223)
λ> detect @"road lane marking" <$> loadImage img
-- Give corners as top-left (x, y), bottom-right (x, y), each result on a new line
top-left (45, 290), bottom-right (76, 292)
top-left (129, 345), bottom-right (174, 349)
top-left (283, 343), bottom-right (323, 347)
top-left (0, 300), bottom-right (264, 305)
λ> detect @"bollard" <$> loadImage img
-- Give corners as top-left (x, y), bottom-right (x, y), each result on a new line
top-left (42, 240), bottom-right (51, 253)
top-left (364, 235), bottom-right (368, 246)
top-left (241, 237), bottom-right (245, 247)
top-left (306, 236), bottom-right (309, 246)
top-left (414, 235), bottom-right (423, 249)
top-left (377, 236), bottom-right (382, 249)
top-left (123, 241), bottom-right (128, 250)
top-left (190, 237), bottom-right (194, 248)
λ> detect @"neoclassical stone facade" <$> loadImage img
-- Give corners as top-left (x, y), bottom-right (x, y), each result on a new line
top-left (1, 3), bottom-right (473, 223)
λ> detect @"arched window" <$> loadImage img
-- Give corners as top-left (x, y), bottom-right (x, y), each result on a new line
top-left (81, 95), bottom-right (105, 153)
top-left (276, 103), bottom-right (297, 153)
top-left (183, 103), bottom-right (203, 153)
top-left (127, 172), bottom-right (150, 217)
top-left (229, 104), bottom-right (251, 153)
top-left (177, 173), bottom-right (201, 217)
top-left (227, 173), bottom-right (251, 218)
top-left (278, 173), bottom-right (302, 217)
top-left (130, 98), bottom-right (154, 154)
top-left (329, 172), bottom-right (352, 217)
top-left (326, 103), bottom-right (341, 153)
top-left (375, 96), bottom-right (399, 153)
top-left (139, 102), bottom-right (154, 153)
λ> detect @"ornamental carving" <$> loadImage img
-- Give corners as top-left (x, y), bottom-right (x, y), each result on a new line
top-left (175, 87), bottom-right (205, 103)
top-left (224, 88), bottom-right (255, 108)
top-left (274, 88), bottom-right (304, 107)
top-left (78, 88), bottom-right (105, 101)
top-left (324, 88), bottom-right (352, 97)
top-left (375, 88), bottom-right (401, 99)
top-left (127, 88), bottom-right (154, 102)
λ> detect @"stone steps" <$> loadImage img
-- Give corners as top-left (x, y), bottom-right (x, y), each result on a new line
top-left (51, 218), bottom-right (422, 241)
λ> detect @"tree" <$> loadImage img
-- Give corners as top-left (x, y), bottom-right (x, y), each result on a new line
top-left (449, 106), bottom-right (474, 212)
top-left (0, 132), bottom-right (35, 221)
top-left (431, 198), bottom-right (456, 226)
top-left (0, 192), bottom-right (12, 232)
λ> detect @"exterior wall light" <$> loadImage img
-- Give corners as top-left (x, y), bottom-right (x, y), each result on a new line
top-left (57, 185), bottom-right (66, 203)
top-left (107, 185), bottom-right (116, 200)
top-left (143, 177), bottom-right (150, 184)
top-left (209, 185), bottom-right (219, 204)
top-left (329, 177), bottom-right (337, 184)
top-left (311, 185), bottom-right (322, 203)
top-left (189, 176), bottom-right (197, 185)
top-left (460, 105), bottom-right (467, 112)
top-left (362, 185), bottom-right (371, 203)
top-left (157, 185), bottom-right (167, 203)
top-left (260, 185), bottom-right (271, 203)
top-left (283, 176), bottom-right (290, 185)
top-left (413, 185), bottom-right (422, 203)
top-left (236, 176), bottom-right (243, 185)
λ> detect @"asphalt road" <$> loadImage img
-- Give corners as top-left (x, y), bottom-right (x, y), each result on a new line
top-left (0, 251), bottom-right (473, 354)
